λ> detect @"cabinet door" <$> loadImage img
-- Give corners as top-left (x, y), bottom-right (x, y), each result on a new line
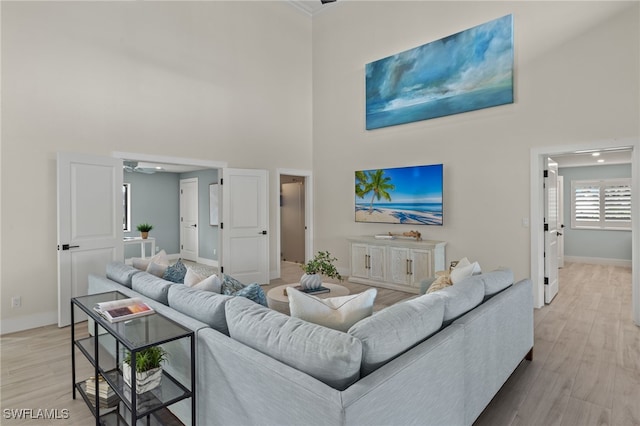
top-left (351, 243), bottom-right (369, 278)
top-left (388, 247), bottom-right (410, 285)
top-left (410, 249), bottom-right (433, 287)
top-left (368, 245), bottom-right (386, 281)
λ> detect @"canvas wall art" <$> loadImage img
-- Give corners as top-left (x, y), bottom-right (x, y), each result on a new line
top-left (366, 14), bottom-right (513, 130)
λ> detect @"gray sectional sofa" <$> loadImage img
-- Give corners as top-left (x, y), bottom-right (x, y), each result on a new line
top-left (88, 262), bottom-right (534, 426)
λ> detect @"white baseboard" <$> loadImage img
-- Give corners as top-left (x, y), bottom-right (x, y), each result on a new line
top-left (1, 310), bottom-right (58, 335)
top-left (564, 256), bottom-right (632, 267)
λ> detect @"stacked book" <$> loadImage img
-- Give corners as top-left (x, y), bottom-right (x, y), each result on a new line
top-left (85, 375), bottom-right (119, 408)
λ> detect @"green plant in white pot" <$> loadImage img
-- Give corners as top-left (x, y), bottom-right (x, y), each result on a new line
top-left (300, 251), bottom-right (343, 290)
top-left (123, 346), bottom-right (167, 394)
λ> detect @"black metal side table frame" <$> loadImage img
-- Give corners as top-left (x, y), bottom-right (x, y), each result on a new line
top-left (71, 291), bottom-right (196, 426)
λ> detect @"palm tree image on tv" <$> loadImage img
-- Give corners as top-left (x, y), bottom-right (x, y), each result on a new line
top-left (355, 164), bottom-right (443, 225)
top-left (358, 169), bottom-right (396, 213)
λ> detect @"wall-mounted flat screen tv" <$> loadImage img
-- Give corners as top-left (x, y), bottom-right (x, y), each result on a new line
top-left (355, 164), bottom-right (443, 225)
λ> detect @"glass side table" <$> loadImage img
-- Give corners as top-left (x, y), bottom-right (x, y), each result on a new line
top-left (71, 291), bottom-right (195, 425)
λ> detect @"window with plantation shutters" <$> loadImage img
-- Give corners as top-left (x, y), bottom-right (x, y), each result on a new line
top-left (571, 178), bottom-right (631, 230)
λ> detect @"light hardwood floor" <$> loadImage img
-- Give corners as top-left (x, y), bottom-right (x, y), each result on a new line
top-left (1, 262), bottom-right (638, 425)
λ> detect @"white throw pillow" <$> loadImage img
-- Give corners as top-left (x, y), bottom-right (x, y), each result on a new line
top-left (193, 273), bottom-right (222, 293)
top-left (184, 269), bottom-right (206, 286)
top-left (148, 249), bottom-right (169, 266)
top-left (287, 287), bottom-right (377, 332)
top-left (450, 261), bottom-right (481, 284)
top-left (146, 262), bottom-right (168, 278)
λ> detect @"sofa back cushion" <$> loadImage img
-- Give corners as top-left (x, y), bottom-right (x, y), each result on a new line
top-left (132, 273), bottom-right (174, 305)
top-left (106, 262), bottom-right (141, 288)
top-left (348, 292), bottom-right (445, 376)
top-left (438, 277), bottom-right (485, 326)
top-left (478, 269), bottom-right (514, 299)
top-left (225, 296), bottom-right (362, 391)
top-left (168, 285), bottom-right (232, 335)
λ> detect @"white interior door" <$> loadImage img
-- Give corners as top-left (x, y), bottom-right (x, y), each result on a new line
top-left (180, 178), bottom-right (199, 262)
top-left (221, 168), bottom-right (269, 284)
top-left (544, 157), bottom-right (559, 303)
top-left (557, 175), bottom-right (565, 268)
top-left (57, 152), bottom-right (123, 327)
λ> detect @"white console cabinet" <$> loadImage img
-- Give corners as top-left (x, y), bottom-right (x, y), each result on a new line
top-left (348, 237), bottom-right (446, 293)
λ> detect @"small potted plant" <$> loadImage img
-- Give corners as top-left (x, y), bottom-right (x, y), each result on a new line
top-left (122, 346), bottom-right (167, 394)
top-left (300, 251), bottom-right (343, 290)
top-left (136, 223), bottom-right (153, 239)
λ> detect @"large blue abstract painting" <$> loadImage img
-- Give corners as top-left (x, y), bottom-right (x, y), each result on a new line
top-left (366, 15), bottom-right (513, 130)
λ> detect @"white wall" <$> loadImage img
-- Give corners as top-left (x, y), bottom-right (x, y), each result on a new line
top-left (312, 2), bottom-right (639, 281)
top-left (1, 2), bottom-right (312, 332)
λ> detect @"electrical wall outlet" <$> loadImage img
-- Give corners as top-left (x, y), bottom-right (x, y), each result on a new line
top-left (11, 296), bottom-right (21, 308)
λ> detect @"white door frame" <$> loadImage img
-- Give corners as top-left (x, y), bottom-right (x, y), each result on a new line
top-left (275, 169), bottom-right (313, 280)
top-left (530, 138), bottom-right (639, 326)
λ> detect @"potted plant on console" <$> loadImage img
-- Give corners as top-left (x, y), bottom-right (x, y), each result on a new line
top-left (300, 251), bottom-right (343, 290)
top-left (123, 346), bottom-right (167, 394)
top-left (136, 222), bottom-right (153, 239)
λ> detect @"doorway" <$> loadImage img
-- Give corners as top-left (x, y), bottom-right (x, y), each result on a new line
top-left (530, 139), bottom-right (639, 326)
top-left (280, 175), bottom-right (306, 264)
top-left (275, 168), bottom-right (313, 280)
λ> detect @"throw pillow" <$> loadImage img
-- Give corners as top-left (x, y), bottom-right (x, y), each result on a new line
top-left (427, 270), bottom-right (452, 293)
top-left (287, 287), bottom-right (377, 332)
top-left (146, 261), bottom-right (168, 278)
top-left (183, 269), bottom-right (206, 286)
top-left (235, 283), bottom-right (268, 307)
top-left (449, 257), bottom-right (482, 284)
top-left (219, 274), bottom-right (267, 305)
top-left (221, 274), bottom-right (246, 295)
top-left (163, 259), bottom-right (187, 283)
top-left (193, 274), bottom-right (222, 293)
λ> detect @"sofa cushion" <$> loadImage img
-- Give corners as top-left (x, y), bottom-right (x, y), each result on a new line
top-left (106, 262), bottom-right (141, 288)
top-left (163, 259), bottom-right (187, 283)
top-left (168, 285), bottom-right (232, 335)
top-left (438, 277), bottom-right (485, 326)
top-left (287, 287), bottom-right (377, 332)
top-left (225, 296), bottom-right (362, 390)
top-left (132, 273), bottom-right (174, 305)
top-left (479, 269), bottom-right (514, 299)
top-left (349, 292), bottom-right (445, 376)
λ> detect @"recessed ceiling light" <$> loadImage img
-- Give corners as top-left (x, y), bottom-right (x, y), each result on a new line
top-left (155, 166), bottom-right (163, 170)
top-left (592, 152), bottom-right (600, 157)
top-left (597, 159), bottom-right (605, 163)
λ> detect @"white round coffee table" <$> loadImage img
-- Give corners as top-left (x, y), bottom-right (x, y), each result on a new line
top-left (267, 283), bottom-right (350, 315)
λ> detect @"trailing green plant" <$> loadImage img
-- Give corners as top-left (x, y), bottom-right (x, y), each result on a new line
top-left (300, 251), bottom-right (343, 281)
top-left (136, 223), bottom-right (154, 233)
top-left (124, 346), bottom-right (167, 373)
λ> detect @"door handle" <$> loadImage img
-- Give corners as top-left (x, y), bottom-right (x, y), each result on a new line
top-left (191, 224), bottom-right (197, 228)
top-left (557, 232), bottom-right (563, 236)
top-left (259, 230), bottom-right (267, 235)
top-left (59, 244), bottom-right (80, 251)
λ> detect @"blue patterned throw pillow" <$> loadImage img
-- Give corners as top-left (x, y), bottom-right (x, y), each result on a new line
top-left (221, 274), bottom-right (246, 295)
top-left (163, 259), bottom-right (187, 283)
top-left (221, 274), bottom-right (267, 306)
top-left (235, 283), bottom-right (268, 307)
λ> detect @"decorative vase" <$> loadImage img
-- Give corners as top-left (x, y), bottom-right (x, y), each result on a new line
top-left (300, 273), bottom-right (322, 290)
top-left (122, 363), bottom-right (162, 394)
top-left (140, 231), bottom-right (149, 239)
